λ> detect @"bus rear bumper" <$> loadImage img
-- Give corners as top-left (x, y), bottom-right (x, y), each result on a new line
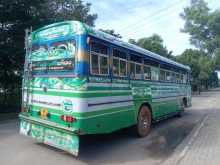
top-left (19, 114), bottom-right (79, 156)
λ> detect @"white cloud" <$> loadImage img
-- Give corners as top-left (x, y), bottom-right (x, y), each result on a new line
top-left (85, 0), bottom-right (218, 55)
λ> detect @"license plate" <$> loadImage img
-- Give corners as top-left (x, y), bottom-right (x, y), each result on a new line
top-left (19, 119), bottom-right (79, 156)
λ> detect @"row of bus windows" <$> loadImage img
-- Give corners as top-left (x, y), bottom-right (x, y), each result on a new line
top-left (90, 41), bottom-right (189, 83)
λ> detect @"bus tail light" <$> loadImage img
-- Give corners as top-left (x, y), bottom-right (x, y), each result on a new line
top-left (61, 115), bottom-right (76, 123)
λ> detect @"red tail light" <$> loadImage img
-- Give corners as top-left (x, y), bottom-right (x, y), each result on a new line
top-left (61, 115), bottom-right (76, 123)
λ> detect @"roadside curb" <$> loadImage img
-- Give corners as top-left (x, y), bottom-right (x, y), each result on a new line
top-left (160, 113), bottom-right (209, 165)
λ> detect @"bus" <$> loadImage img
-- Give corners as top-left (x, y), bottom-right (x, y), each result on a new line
top-left (19, 21), bottom-right (191, 156)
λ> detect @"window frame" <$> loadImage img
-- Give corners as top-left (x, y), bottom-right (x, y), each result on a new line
top-left (129, 61), bottom-right (142, 80)
top-left (90, 42), bottom-right (109, 76)
top-left (113, 56), bottom-right (128, 78)
top-left (143, 64), bottom-right (151, 80)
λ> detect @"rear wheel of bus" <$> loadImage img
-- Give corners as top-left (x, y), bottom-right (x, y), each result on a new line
top-left (177, 98), bottom-right (186, 117)
top-left (134, 105), bottom-right (152, 137)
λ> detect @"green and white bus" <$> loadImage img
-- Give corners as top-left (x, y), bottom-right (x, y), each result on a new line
top-left (19, 21), bottom-right (191, 156)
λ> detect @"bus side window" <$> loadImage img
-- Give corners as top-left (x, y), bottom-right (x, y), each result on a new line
top-left (113, 49), bottom-right (127, 77)
top-left (130, 62), bottom-right (135, 79)
top-left (135, 63), bottom-right (142, 79)
top-left (113, 57), bottom-right (119, 76)
top-left (165, 71), bottom-right (171, 82)
top-left (144, 65), bottom-right (151, 80)
top-left (130, 54), bottom-right (142, 79)
top-left (90, 42), bottom-right (109, 75)
top-left (100, 55), bottom-right (108, 74)
top-left (119, 59), bottom-right (127, 76)
top-left (91, 54), bottom-right (99, 74)
top-left (176, 73), bottom-right (180, 83)
top-left (159, 69), bottom-right (166, 81)
top-left (151, 67), bottom-right (159, 81)
top-left (183, 73), bottom-right (187, 84)
top-left (171, 72), bottom-right (176, 82)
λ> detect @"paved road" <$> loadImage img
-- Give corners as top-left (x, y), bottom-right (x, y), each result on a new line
top-left (0, 90), bottom-right (218, 165)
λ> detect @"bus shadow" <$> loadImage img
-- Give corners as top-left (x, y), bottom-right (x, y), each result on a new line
top-left (34, 111), bottom-right (197, 165)
top-left (75, 112), bottom-right (197, 164)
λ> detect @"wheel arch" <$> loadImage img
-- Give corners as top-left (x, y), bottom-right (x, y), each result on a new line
top-left (139, 102), bottom-right (153, 119)
top-left (183, 97), bottom-right (187, 107)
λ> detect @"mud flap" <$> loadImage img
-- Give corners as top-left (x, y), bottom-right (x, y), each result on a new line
top-left (20, 120), bottom-right (79, 156)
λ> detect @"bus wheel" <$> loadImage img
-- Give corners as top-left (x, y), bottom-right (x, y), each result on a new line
top-left (177, 100), bottom-right (185, 117)
top-left (135, 105), bottom-right (152, 137)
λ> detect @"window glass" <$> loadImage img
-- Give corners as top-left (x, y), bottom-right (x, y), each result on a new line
top-left (144, 59), bottom-right (158, 67)
top-left (113, 49), bottom-right (127, 77)
top-left (171, 72), bottom-right (176, 82)
top-left (159, 69), bottom-right (166, 81)
top-left (166, 71), bottom-right (171, 81)
top-left (90, 41), bottom-right (109, 75)
top-left (120, 60), bottom-right (127, 76)
top-left (113, 49), bottom-right (126, 59)
top-left (144, 65), bottom-right (151, 80)
top-left (100, 56), bottom-right (108, 74)
top-left (91, 54), bottom-right (99, 74)
top-left (183, 73), bottom-right (187, 83)
top-left (151, 67), bottom-right (159, 81)
top-left (135, 64), bottom-right (142, 79)
top-left (113, 58), bottom-right (119, 76)
top-left (130, 62), bottom-right (135, 79)
top-left (91, 42), bottom-right (108, 54)
top-left (130, 54), bottom-right (142, 63)
top-left (176, 73), bottom-right (180, 83)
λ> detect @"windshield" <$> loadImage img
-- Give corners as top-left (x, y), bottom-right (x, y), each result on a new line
top-left (29, 39), bottom-right (76, 73)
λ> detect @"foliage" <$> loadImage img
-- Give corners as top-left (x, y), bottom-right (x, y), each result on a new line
top-left (128, 34), bottom-right (174, 60)
top-left (179, 0), bottom-right (220, 91)
top-left (100, 29), bottom-right (122, 38)
top-left (180, 0), bottom-right (220, 57)
top-left (177, 49), bottom-right (218, 90)
top-left (214, 49), bottom-right (220, 68)
top-left (0, 0), bottom-right (97, 109)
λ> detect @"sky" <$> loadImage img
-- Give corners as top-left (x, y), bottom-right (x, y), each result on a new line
top-left (85, 0), bottom-right (220, 56)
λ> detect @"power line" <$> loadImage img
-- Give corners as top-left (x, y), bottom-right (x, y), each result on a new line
top-left (122, 9), bottom-right (180, 39)
top-left (117, 0), bottom-right (186, 32)
top-left (122, 2), bottom-right (186, 37)
top-left (118, 2), bottom-right (188, 40)
top-left (91, 0), bottom-right (163, 22)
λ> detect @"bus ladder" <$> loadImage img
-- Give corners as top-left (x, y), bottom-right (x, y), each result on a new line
top-left (22, 28), bottom-right (32, 112)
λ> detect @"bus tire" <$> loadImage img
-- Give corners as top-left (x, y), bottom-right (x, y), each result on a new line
top-left (134, 105), bottom-right (152, 137)
top-left (177, 99), bottom-right (185, 117)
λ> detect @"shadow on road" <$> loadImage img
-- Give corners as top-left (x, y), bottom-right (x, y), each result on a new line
top-left (35, 111), bottom-right (197, 165)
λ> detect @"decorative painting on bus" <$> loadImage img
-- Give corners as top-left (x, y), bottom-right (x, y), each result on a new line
top-left (30, 40), bottom-right (76, 62)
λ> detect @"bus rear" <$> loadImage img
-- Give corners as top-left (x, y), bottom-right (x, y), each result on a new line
top-left (19, 21), bottom-right (88, 156)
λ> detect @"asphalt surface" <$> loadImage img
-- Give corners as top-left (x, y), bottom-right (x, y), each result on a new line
top-left (0, 90), bottom-right (218, 165)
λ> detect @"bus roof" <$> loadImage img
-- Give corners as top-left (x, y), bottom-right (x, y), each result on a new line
top-left (31, 21), bottom-right (190, 71)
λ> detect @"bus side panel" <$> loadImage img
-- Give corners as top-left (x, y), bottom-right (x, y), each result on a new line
top-left (157, 83), bottom-right (180, 116)
top-left (77, 77), bottom-right (136, 134)
top-left (130, 80), bottom-right (160, 120)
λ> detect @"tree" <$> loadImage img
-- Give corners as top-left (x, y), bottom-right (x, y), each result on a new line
top-left (44, 0), bottom-right (97, 26)
top-left (214, 51), bottom-right (220, 68)
top-left (129, 34), bottom-right (174, 59)
top-left (100, 29), bottom-right (122, 38)
top-left (180, 0), bottom-right (220, 90)
top-left (176, 49), bottom-right (216, 91)
top-left (0, 0), bottom-right (97, 109)
top-left (180, 0), bottom-right (220, 56)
